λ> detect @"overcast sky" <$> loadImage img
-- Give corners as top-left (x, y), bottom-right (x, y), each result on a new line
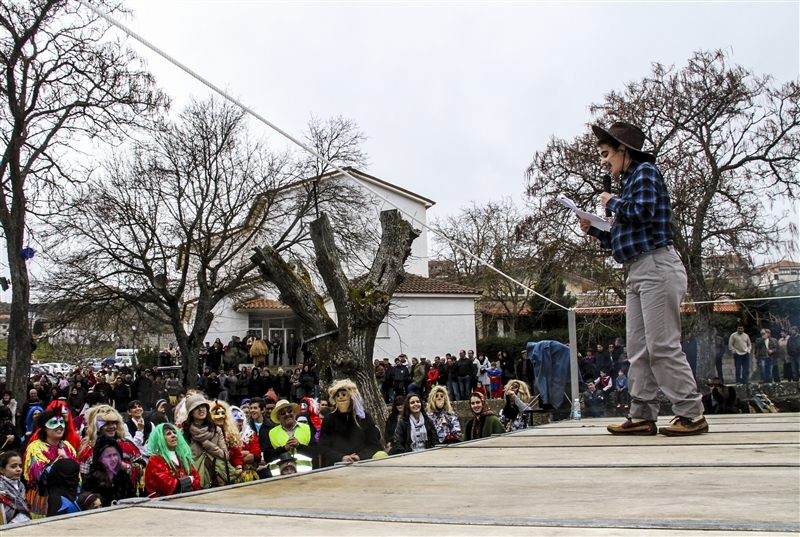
top-left (15, 1), bottom-right (800, 302)
top-left (120, 1), bottom-right (797, 225)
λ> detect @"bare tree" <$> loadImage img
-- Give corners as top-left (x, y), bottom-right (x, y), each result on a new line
top-left (252, 209), bottom-right (419, 434)
top-left (0, 0), bottom-right (166, 403)
top-left (40, 97), bottom-right (373, 387)
top-left (432, 198), bottom-right (548, 338)
top-left (525, 49), bottom-right (800, 381)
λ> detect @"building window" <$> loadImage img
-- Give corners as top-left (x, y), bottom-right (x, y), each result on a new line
top-left (377, 319), bottom-right (390, 339)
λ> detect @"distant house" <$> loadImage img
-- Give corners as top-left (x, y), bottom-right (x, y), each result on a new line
top-left (200, 169), bottom-right (483, 363)
top-left (753, 260), bottom-right (800, 290)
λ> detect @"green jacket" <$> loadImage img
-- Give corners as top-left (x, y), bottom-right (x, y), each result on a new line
top-left (462, 414), bottom-right (505, 441)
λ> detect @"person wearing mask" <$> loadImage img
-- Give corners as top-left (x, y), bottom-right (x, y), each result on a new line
top-left (318, 380), bottom-right (385, 467)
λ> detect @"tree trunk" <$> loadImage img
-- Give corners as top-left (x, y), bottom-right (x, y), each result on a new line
top-left (5, 239), bottom-right (32, 413)
top-left (252, 209), bottom-right (419, 437)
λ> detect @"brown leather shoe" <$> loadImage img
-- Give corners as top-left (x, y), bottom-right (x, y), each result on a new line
top-left (607, 418), bottom-right (657, 435)
top-left (659, 416), bottom-right (709, 436)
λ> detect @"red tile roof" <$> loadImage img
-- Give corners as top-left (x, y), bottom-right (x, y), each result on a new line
top-left (235, 299), bottom-right (291, 310)
top-left (394, 274), bottom-right (483, 295)
top-left (235, 275), bottom-right (482, 311)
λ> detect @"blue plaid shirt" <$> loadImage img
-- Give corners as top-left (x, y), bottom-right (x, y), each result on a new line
top-left (588, 160), bottom-right (674, 264)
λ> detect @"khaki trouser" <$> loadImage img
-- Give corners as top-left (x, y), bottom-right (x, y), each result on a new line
top-left (625, 246), bottom-right (703, 421)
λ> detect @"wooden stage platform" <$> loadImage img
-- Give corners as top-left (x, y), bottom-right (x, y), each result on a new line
top-left (4, 413), bottom-right (798, 536)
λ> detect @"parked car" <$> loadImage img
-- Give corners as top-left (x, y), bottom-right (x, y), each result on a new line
top-left (114, 349), bottom-right (137, 368)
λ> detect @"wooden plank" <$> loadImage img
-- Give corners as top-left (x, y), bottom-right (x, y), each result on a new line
top-left (175, 466), bottom-right (799, 524)
top-left (3, 506), bottom-right (797, 537)
top-left (456, 431), bottom-right (800, 448)
top-left (365, 443), bottom-right (800, 467)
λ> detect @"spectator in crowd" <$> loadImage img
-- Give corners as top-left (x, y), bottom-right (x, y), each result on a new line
top-left (615, 370), bottom-right (629, 408)
top-left (210, 401), bottom-right (244, 482)
top-left (788, 326), bottom-right (800, 382)
top-left (78, 405), bottom-right (145, 494)
top-left (23, 409), bottom-right (78, 518)
top-left (754, 328), bottom-right (778, 383)
top-left (1, 391), bottom-right (18, 428)
top-left (392, 357), bottom-right (410, 399)
top-left (409, 357), bottom-right (426, 396)
top-left (463, 392), bottom-right (504, 441)
top-left (286, 333), bottom-right (300, 367)
top-left (681, 331), bottom-right (699, 380)
top-left (594, 344), bottom-right (612, 380)
top-left (487, 362), bottom-right (503, 399)
top-left (248, 397), bottom-right (276, 457)
top-left (595, 370), bottom-right (614, 399)
top-left (500, 351), bottom-right (515, 386)
top-left (445, 356), bottom-right (459, 402)
top-left (579, 350), bottom-right (596, 383)
top-left (456, 350), bottom-right (473, 402)
top-left (729, 325), bottom-right (752, 384)
top-left (582, 380), bottom-right (605, 418)
top-left (701, 378), bottom-right (740, 415)
top-left (249, 338), bottom-right (269, 368)
top-left (425, 386), bottom-right (461, 444)
top-left (125, 400), bottom-right (153, 454)
top-left (318, 379), bottom-right (384, 467)
top-left (389, 393), bottom-right (438, 454)
top-left (380, 357), bottom-right (394, 404)
top-left (713, 328), bottom-right (727, 383)
top-left (0, 406), bottom-right (19, 452)
top-left (230, 405), bottom-right (261, 482)
top-left (383, 395), bottom-right (405, 452)
top-left (181, 394), bottom-right (235, 489)
top-left (144, 424), bottom-right (201, 498)
top-left (499, 380), bottom-right (532, 432)
top-left (476, 352), bottom-right (491, 396)
top-left (20, 406), bottom-right (43, 453)
top-left (264, 399), bottom-right (318, 471)
top-left (81, 436), bottom-right (136, 506)
top-left (515, 349), bottom-right (534, 393)
top-left (777, 329), bottom-right (791, 382)
top-left (0, 450), bottom-right (29, 524)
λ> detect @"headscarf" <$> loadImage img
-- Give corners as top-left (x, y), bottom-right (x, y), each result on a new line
top-left (469, 392), bottom-right (493, 440)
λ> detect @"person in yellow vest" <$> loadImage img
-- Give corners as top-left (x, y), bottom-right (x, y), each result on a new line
top-left (264, 400), bottom-right (317, 472)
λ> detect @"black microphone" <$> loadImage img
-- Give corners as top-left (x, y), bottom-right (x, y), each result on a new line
top-left (602, 174), bottom-right (612, 218)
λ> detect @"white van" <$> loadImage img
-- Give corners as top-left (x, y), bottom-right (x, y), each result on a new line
top-left (114, 348), bottom-right (137, 367)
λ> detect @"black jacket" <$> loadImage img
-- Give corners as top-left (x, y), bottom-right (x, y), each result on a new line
top-left (389, 414), bottom-right (438, 455)
top-left (318, 410), bottom-right (382, 466)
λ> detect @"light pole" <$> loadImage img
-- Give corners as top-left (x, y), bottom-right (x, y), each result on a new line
top-left (131, 324), bottom-right (137, 365)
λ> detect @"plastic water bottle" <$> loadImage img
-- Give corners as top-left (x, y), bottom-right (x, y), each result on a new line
top-left (573, 398), bottom-right (581, 421)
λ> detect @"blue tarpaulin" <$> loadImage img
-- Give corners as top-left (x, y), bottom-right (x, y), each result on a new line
top-left (526, 340), bottom-right (571, 408)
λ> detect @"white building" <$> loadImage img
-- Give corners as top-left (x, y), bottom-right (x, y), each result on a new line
top-left (200, 168), bottom-right (483, 364)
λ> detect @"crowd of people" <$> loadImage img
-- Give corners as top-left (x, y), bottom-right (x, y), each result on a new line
top-left (0, 347), bottom-right (541, 526)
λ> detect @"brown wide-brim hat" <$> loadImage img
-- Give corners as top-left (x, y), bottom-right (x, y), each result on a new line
top-left (592, 122), bottom-right (655, 164)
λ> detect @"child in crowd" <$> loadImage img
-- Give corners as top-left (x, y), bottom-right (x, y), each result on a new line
top-left (77, 492), bottom-right (102, 511)
top-left (615, 370), bottom-right (629, 408)
top-left (595, 370), bottom-right (614, 398)
top-left (0, 451), bottom-right (30, 524)
top-left (487, 362), bottom-right (503, 399)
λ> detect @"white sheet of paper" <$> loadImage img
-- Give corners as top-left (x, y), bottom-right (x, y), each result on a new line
top-left (557, 193), bottom-right (611, 232)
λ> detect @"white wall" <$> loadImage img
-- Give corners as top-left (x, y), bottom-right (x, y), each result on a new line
top-left (373, 294), bottom-right (478, 359)
top-left (202, 296), bottom-right (250, 345)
